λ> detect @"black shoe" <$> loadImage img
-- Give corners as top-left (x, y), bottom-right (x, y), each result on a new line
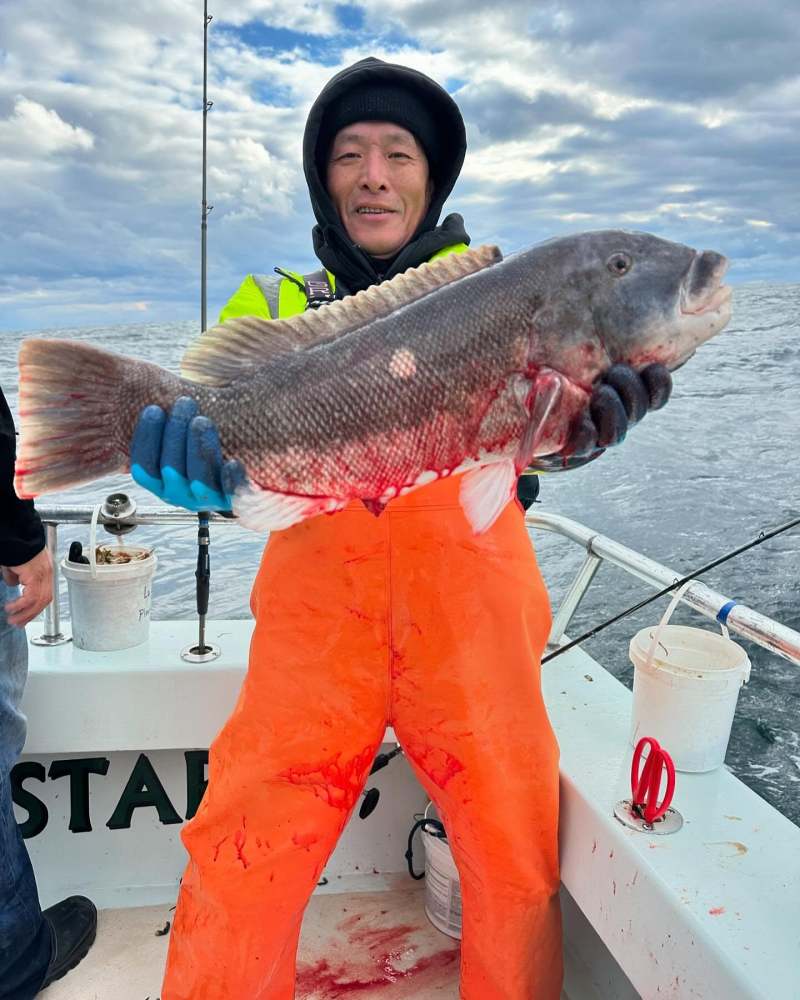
top-left (38, 895), bottom-right (97, 991)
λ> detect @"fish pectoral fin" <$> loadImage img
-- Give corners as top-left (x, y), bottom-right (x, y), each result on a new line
top-left (458, 460), bottom-right (517, 535)
top-left (515, 369), bottom-right (566, 468)
top-left (232, 484), bottom-right (345, 533)
top-left (180, 245), bottom-right (503, 386)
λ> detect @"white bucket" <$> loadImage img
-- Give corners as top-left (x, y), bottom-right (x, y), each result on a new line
top-left (421, 806), bottom-right (462, 939)
top-left (629, 582), bottom-right (751, 772)
top-left (61, 504), bottom-right (156, 652)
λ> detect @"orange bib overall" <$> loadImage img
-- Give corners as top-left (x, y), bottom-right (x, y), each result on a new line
top-left (161, 475), bottom-right (563, 999)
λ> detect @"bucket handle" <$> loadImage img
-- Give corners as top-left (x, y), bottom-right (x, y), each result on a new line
top-left (644, 579), bottom-right (731, 670)
top-left (644, 581), bottom-right (749, 685)
top-left (88, 503), bottom-right (102, 580)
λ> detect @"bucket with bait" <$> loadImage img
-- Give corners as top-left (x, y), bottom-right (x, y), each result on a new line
top-left (629, 582), bottom-right (750, 772)
top-left (420, 803), bottom-right (462, 939)
top-left (61, 504), bottom-right (156, 652)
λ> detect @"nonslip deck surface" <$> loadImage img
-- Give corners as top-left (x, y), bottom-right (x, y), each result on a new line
top-left (43, 886), bottom-right (464, 999)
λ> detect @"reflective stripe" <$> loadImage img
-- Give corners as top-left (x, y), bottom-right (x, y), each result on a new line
top-left (251, 273), bottom-right (283, 320)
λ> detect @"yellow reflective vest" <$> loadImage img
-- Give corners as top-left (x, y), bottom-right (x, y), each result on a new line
top-left (218, 243), bottom-right (470, 323)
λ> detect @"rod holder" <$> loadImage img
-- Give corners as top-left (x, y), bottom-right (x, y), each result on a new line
top-left (613, 799), bottom-right (684, 835)
top-left (180, 641), bottom-right (220, 663)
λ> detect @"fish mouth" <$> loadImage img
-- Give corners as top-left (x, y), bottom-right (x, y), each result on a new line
top-left (682, 282), bottom-right (732, 316)
top-left (680, 251), bottom-right (731, 316)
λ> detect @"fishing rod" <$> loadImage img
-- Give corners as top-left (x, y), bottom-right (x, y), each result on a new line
top-left (542, 513), bottom-right (800, 664)
top-left (200, 0), bottom-right (213, 333)
top-left (183, 1), bottom-right (218, 663)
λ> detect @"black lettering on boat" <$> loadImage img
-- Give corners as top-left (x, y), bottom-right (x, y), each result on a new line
top-left (11, 761), bottom-right (47, 838)
top-left (106, 753), bottom-right (182, 830)
top-left (48, 757), bottom-right (110, 833)
top-left (12, 751), bottom-right (209, 835)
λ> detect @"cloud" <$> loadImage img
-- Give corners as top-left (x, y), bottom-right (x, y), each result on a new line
top-left (458, 84), bottom-right (596, 144)
top-left (212, 0), bottom-right (341, 33)
top-left (0, 97), bottom-right (94, 157)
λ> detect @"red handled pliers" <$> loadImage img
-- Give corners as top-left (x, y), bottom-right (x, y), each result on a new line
top-left (630, 736), bottom-right (675, 825)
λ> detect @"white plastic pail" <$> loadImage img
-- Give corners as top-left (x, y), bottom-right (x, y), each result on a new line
top-left (62, 546), bottom-right (156, 651)
top-left (629, 583), bottom-right (750, 772)
top-left (61, 504), bottom-right (156, 651)
top-left (421, 808), bottom-right (462, 939)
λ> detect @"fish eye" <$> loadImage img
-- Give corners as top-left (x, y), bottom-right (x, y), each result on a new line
top-left (607, 252), bottom-right (633, 275)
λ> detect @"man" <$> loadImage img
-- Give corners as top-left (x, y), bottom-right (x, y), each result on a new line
top-left (0, 387), bottom-right (97, 999)
top-left (132, 58), bottom-right (670, 999)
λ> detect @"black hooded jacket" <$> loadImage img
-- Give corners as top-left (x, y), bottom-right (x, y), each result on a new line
top-left (303, 58), bottom-right (470, 296)
top-left (1, 387), bottom-right (45, 567)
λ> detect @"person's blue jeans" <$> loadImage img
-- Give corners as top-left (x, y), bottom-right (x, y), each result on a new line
top-left (0, 579), bottom-right (52, 999)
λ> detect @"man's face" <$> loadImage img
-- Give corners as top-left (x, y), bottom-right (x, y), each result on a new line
top-left (326, 121), bottom-right (432, 259)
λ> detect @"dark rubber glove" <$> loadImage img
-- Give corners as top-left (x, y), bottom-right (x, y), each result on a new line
top-left (130, 397), bottom-right (248, 512)
top-left (529, 363), bottom-right (672, 472)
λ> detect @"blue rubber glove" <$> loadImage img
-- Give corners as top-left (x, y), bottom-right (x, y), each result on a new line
top-left (130, 397), bottom-right (248, 512)
top-left (530, 362), bottom-right (672, 472)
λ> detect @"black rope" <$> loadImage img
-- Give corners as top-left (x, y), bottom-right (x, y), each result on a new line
top-left (542, 514), bottom-right (800, 664)
top-left (405, 816), bottom-right (447, 880)
top-left (405, 819), bottom-right (427, 880)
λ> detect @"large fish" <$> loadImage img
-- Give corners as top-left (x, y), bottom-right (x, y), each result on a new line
top-left (15, 230), bottom-right (731, 533)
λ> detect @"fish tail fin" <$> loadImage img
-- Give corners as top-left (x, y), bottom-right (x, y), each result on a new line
top-left (15, 339), bottom-right (138, 498)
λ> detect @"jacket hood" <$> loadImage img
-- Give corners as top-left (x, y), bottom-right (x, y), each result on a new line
top-left (302, 57), bottom-right (469, 294)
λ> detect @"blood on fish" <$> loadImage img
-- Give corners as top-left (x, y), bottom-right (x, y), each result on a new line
top-left (15, 234), bottom-right (732, 540)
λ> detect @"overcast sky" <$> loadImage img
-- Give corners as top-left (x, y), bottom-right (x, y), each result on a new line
top-left (0, 0), bottom-right (797, 332)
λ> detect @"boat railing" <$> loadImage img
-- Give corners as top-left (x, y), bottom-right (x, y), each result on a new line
top-left (34, 505), bottom-right (237, 645)
top-left (32, 504), bottom-right (800, 668)
top-left (526, 510), bottom-right (800, 667)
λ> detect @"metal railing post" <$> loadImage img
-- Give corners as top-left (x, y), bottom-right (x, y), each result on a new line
top-left (547, 551), bottom-right (602, 648)
top-left (30, 522), bottom-right (71, 646)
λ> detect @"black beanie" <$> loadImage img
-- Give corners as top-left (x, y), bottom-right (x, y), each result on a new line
top-left (317, 81), bottom-right (443, 183)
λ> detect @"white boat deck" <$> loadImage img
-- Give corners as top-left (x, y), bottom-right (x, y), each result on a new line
top-left (44, 882), bottom-right (463, 1000)
top-left (43, 880), bottom-right (592, 1000)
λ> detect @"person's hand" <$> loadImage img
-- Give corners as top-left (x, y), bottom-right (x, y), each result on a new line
top-left (588, 362), bottom-right (672, 449)
top-left (2, 548), bottom-right (53, 627)
top-left (530, 362), bottom-right (672, 471)
top-left (130, 397), bottom-right (248, 512)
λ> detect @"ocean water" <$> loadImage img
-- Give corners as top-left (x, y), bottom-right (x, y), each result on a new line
top-left (2, 283), bottom-right (798, 825)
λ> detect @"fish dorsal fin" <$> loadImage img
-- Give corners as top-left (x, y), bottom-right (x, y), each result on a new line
top-left (180, 244), bottom-right (502, 385)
